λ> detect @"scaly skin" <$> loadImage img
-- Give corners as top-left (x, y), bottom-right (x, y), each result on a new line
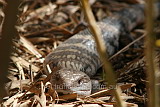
top-left (43, 3), bottom-right (160, 95)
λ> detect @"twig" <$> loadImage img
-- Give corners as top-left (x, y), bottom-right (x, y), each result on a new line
top-left (80, 0), bottom-right (125, 107)
top-left (145, 1), bottom-right (159, 107)
top-left (0, 0), bottom-right (21, 99)
top-left (19, 36), bottom-right (44, 63)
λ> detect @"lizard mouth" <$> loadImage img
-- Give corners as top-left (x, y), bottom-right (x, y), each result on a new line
top-left (74, 90), bottom-right (91, 96)
top-left (55, 89), bottom-right (91, 96)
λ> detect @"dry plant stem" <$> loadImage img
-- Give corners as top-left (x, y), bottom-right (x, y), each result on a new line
top-left (145, 0), bottom-right (159, 107)
top-left (0, 0), bottom-right (20, 99)
top-left (80, 0), bottom-right (125, 107)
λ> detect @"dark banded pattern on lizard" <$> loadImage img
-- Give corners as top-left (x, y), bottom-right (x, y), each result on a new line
top-left (43, 3), bottom-right (160, 96)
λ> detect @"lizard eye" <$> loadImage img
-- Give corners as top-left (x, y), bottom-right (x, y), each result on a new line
top-left (78, 76), bottom-right (90, 85)
top-left (78, 79), bottom-right (82, 85)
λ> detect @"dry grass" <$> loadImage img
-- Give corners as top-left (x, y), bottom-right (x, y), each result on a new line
top-left (0, 0), bottom-right (160, 106)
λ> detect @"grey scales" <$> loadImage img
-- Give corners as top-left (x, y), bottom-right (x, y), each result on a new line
top-left (43, 3), bottom-right (160, 96)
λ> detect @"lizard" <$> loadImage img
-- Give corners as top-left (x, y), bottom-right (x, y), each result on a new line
top-left (43, 3), bottom-right (160, 96)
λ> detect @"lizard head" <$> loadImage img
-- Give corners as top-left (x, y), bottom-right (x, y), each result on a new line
top-left (49, 68), bottom-right (92, 96)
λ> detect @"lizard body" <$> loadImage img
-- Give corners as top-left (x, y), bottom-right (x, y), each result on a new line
top-left (43, 3), bottom-right (160, 95)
